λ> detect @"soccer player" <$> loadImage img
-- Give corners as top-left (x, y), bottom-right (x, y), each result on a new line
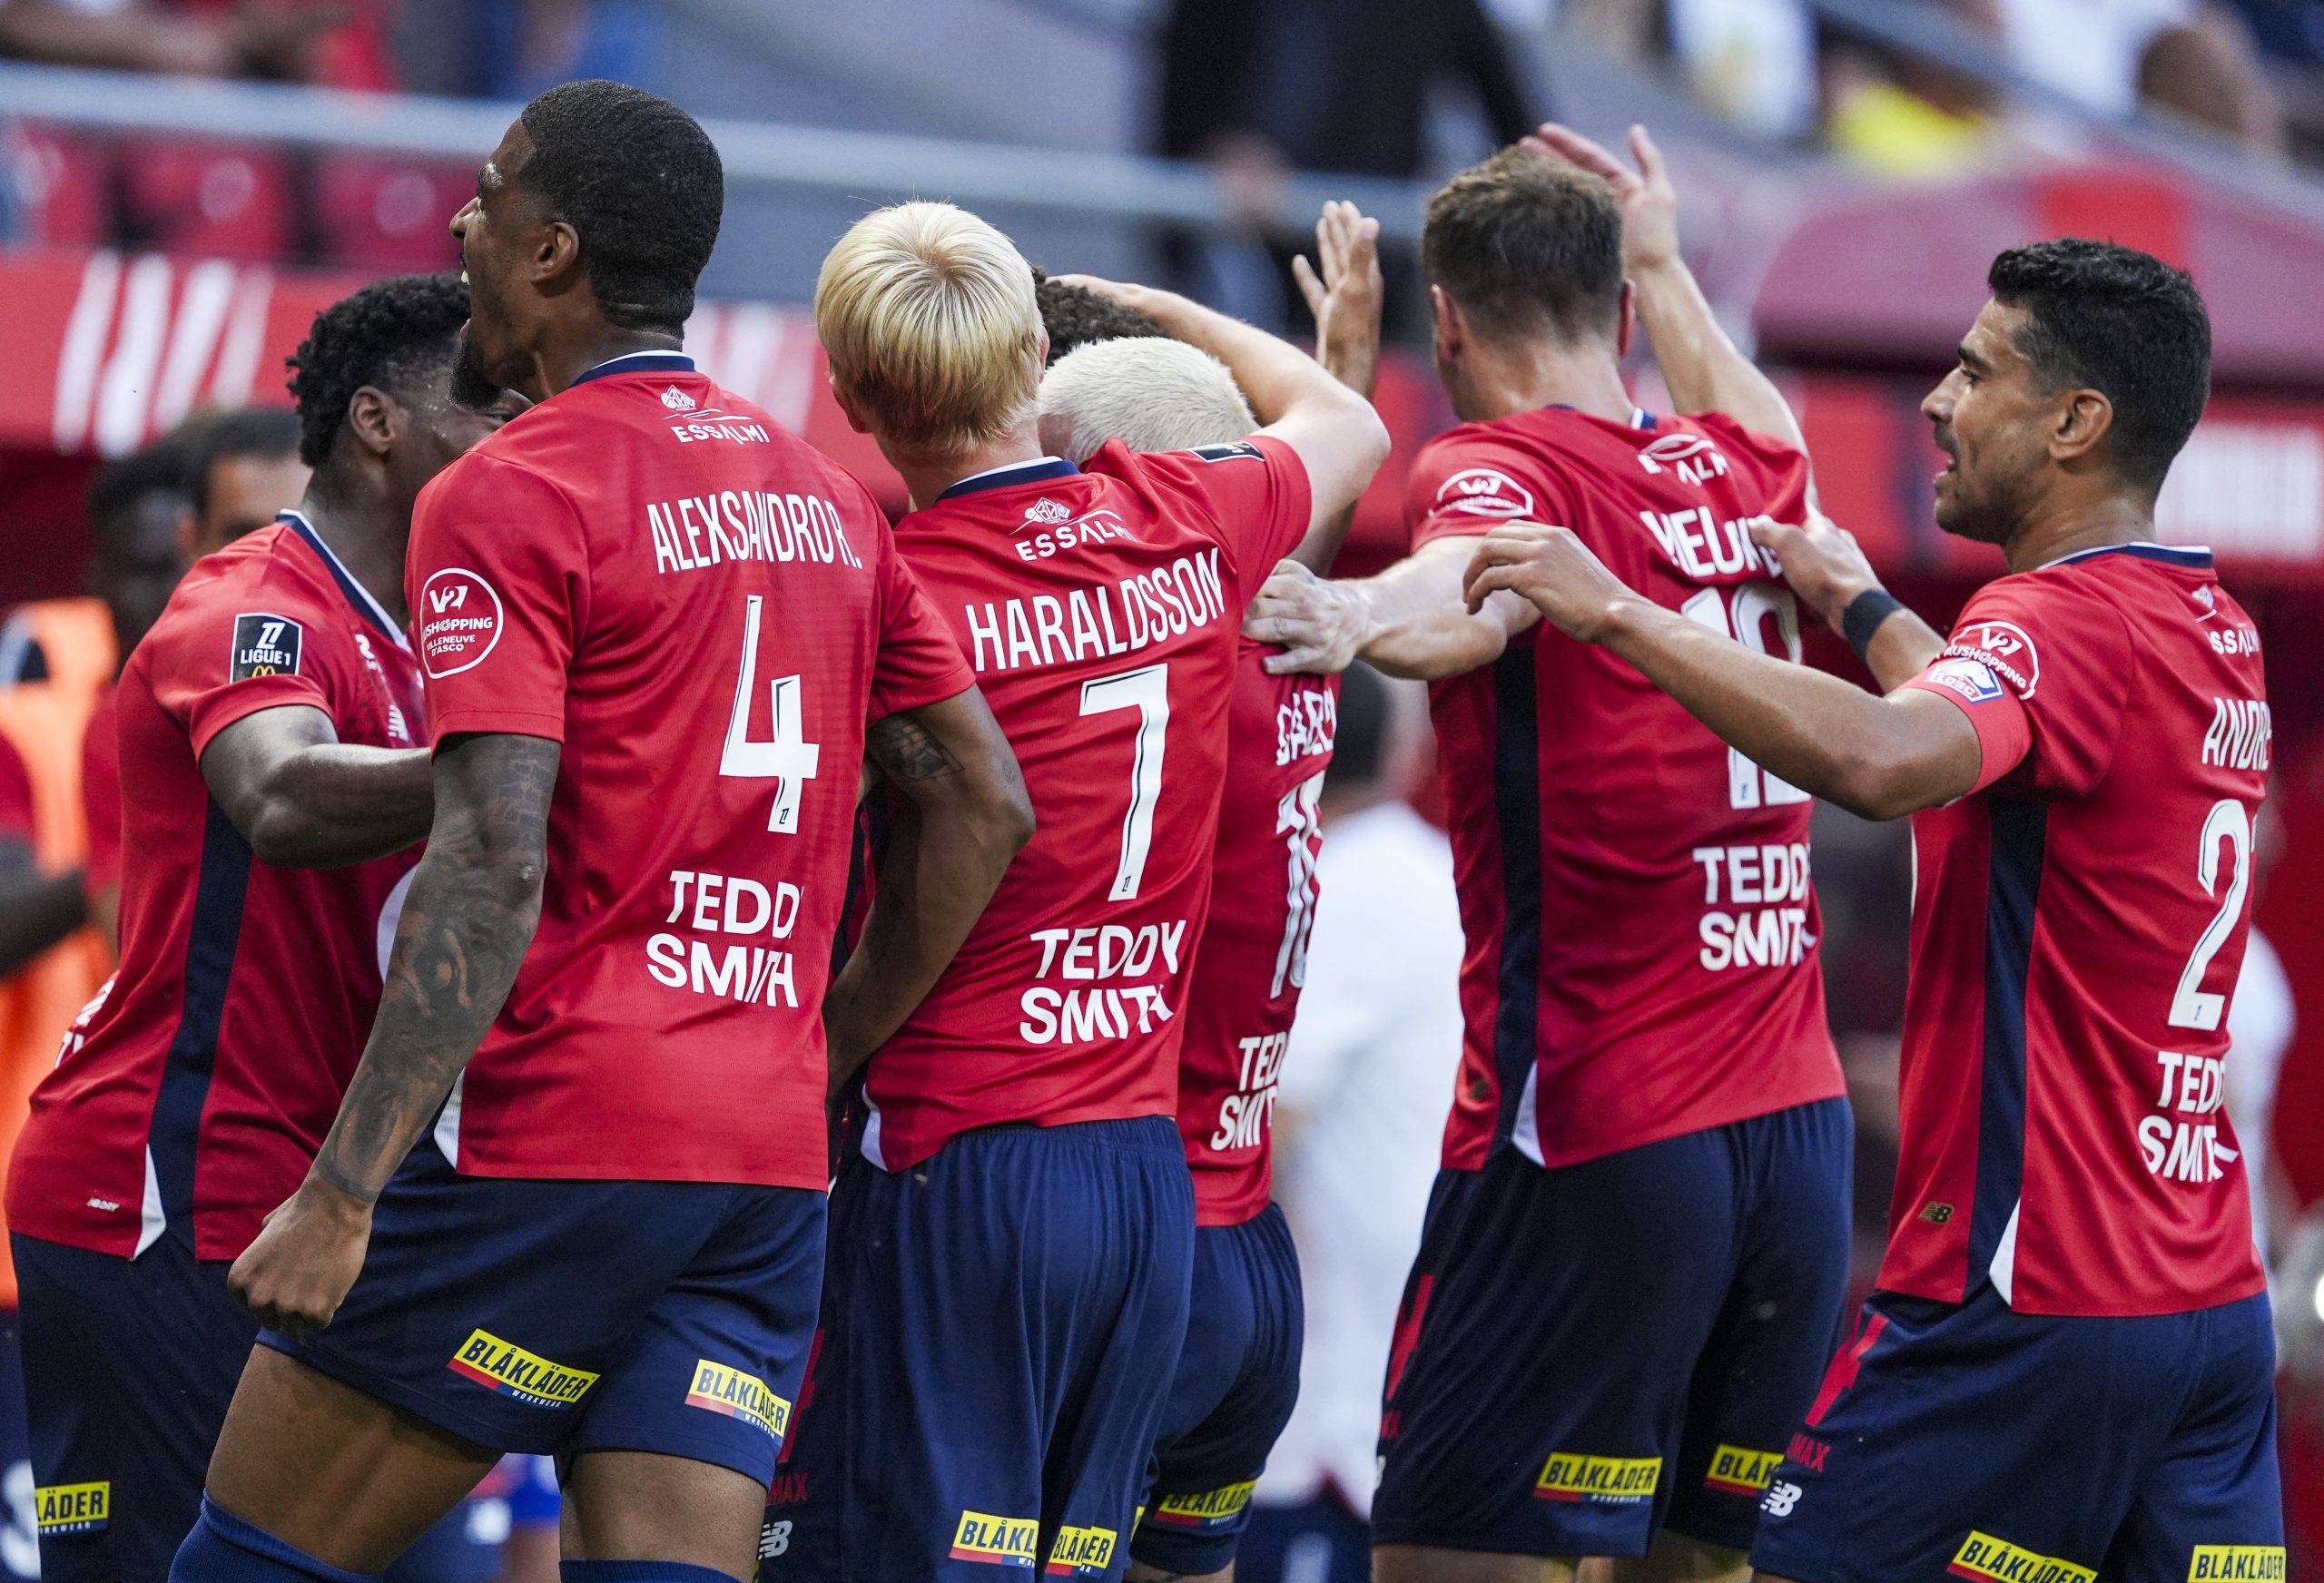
top-left (170, 83), bottom-right (1029, 1583)
top-left (3, 272), bottom-right (519, 1583)
top-left (1245, 128), bottom-right (1852, 1583)
top-left (767, 202), bottom-right (1384, 1582)
top-left (1036, 202), bottom-right (1384, 1583)
top-left (1461, 238), bottom-right (2280, 1582)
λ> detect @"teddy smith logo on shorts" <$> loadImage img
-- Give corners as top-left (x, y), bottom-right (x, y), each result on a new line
top-left (1947, 1531), bottom-right (2095, 1583)
top-left (1533, 1453), bottom-right (1660, 1504)
top-left (445, 1328), bottom-right (599, 1409)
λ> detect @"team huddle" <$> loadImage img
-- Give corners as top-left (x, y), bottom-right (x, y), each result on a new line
top-left (0, 76), bottom-right (2280, 1583)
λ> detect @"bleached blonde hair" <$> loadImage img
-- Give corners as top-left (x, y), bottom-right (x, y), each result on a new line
top-left (814, 201), bottom-right (1044, 455)
top-left (1038, 337), bottom-right (1257, 463)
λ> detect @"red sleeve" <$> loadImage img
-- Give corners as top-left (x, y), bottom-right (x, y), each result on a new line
top-left (81, 687), bottom-right (121, 890)
top-left (407, 454), bottom-right (587, 743)
top-left (868, 518), bottom-right (975, 721)
top-left (1896, 576), bottom-right (2132, 796)
top-left (1101, 437), bottom-right (1312, 604)
top-left (143, 575), bottom-right (337, 761)
top-left (1403, 431), bottom-right (1571, 552)
top-left (0, 733), bottom-right (34, 849)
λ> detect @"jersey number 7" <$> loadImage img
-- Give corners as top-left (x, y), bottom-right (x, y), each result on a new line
top-left (1080, 663), bottom-right (1170, 901)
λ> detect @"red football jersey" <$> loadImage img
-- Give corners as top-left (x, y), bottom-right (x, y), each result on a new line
top-left (0, 731), bottom-right (32, 846)
top-left (1886, 543), bottom-right (2269, 1316)
top-left (405, 354), bottom-right (972, 1189)
top-left (860, 440), bottom-right (1312, 1172)
top-left (82, 683), bottom-right (122, 891)
top-left (1176, 649), bottom-right (1336, 1225)
top-left (7, 513), bottom-right (424, 1259)
top-left (1409, 406), bottom-right (1845, 1171)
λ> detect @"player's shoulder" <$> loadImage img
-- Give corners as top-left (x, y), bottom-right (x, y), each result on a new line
top-left (162, 524), bottom-right (336, 624)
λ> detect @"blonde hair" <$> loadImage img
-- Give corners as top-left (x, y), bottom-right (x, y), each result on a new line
top-left (814, 202), bottom-right (1043, 455)
top-left (1039, 337), bottom-right (1257, 462)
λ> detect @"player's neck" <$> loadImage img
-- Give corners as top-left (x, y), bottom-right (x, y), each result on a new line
top-left (536, 325), bottom-right (685, 398)
top-left (889, 420), bottom-right (1047, 514)
top-left (1454, 341), bottom-right (1632, 427)
top-left (298, 481), bottom-right (409, 625)
top-left (2000, 491), bottom-right (2157, 574)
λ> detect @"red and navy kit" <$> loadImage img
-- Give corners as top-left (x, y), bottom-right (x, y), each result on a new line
top-left (1176, 652), bottom-right (1336, 1225)
top-left (860, 439), bottom-right (1312, 1168)
top-left (0, 732), bottom-right (34, 844)
top-left (1753, 543), bottom-right (2280, 1583)
top-left (8, 511), bottom-right (423, 1263)
top-left (281, 352), bottom-right (971, 1490)
top-left (1376, 406), bottom-right (1852, 1562)
top-left (5, 510), bottom-right (424, 1583)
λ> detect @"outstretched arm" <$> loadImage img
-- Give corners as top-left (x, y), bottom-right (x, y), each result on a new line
top-left (1242, 537), bottom-right (1541, 680)
top-left (228, 732), bottom-right (558, 1335)
top-left (1746, 516), bottom-right (1946, 692)
top-left (201, 705), bottom-right (433, 869)
top-left (1282, 202), bottom-right (1387, 574)
top-left (1462, 522), bottom-right (1980, 820)
top-left (825, 687), bottom-right (1032, 1097)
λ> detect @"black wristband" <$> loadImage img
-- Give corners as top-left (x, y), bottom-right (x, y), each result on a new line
top-left (1841, 588), bottom-right (1905, 663)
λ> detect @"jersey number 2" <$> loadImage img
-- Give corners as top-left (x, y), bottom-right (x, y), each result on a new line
top-left (723, 595), bottom-right (822, 833)
top-left (2168, 798), bottom-right (2253, 1031)
top-left (1080, 663), bottom-right (1169, 901)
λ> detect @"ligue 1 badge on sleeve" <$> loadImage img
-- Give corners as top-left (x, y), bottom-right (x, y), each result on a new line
top-left (231, 614), bottom-right (303, 681)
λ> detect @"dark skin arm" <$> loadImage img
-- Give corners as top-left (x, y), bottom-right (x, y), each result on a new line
top-left (1462, 522), bottom-right (1984, 821)
top-left (0, 837), bottom-right (85, 975)
top-left (825, 686), bottom-right (1032, 1099)
top-left (228, 733), bottom-right (557, 1336)
top-left (201, 705), bottom-right (433, 869)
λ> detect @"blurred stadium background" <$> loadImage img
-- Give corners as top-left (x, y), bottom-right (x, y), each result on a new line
top-left (4, 0), bottom-right (2324, 1573)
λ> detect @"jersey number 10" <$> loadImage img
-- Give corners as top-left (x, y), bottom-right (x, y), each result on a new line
top-left (1679, 584), bottom-right (1811, 810)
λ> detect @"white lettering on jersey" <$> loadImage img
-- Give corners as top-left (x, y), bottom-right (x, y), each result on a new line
top-left (644, 868), bottom-right (806, 1008)
top-left (1638, 508), bottom-right (1779, 580)
top-left (1945, 620), bottom-right (2040, 698)
top-left (1207, 1031), bottom-right (1288, 1152)
top-left (2138, 1049), bottom-right (2238, 1185)
top-left (2200, 698), bottom-right (2271, 771)
top-left (1013, 506), bottom-right (1138, 564)
top-left (1692, 842), bottom-right (1815, 970)
top-left (1435, 467), bottom-right (1534, 519)
top-left (645, 491), bottom-right (862, 575)
top-left (1636, 432), bottom-right (1729, 487)
top-left (1275, 685), bottom-right (1336, 766)
top-left (1016, 920), bottom-right (1188, 1047)
top-left (962, 549), bottom-right (1226, 675)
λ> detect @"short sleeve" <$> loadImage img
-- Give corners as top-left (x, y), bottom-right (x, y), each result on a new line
top-left (0, 734), bottom-right (34, 848)
top-left (1104, 437), bottom-right (1312, 604)
top-left (1897, 577), bottom-right (2132, 797)
top-left (142, 578), bottom-right (335, 761)
top-left (868, 523), bottom-right (975, 721)
top-left (407, 454), bottom-right (587, 743)
top-left (1404, 432), bottom-right (1570, 553)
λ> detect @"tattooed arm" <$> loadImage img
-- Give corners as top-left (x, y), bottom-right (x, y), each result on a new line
top-left (228, 733), bottom-right (558, 1336)
top-left (825, 686), bottom-right (1032, 1099)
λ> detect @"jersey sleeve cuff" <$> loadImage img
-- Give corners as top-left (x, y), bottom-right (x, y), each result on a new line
top-left (185, 680), bottom-right (333, 761)
top-left (1898, 672), bottom-right (2028, 793)
top-left (871, 668), bottom-right (977, 723)
top-left (425, 707), bottom-right (567, 745)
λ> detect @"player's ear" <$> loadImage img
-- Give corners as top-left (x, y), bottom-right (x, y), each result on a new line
top-left (829, 377), bottom-right (873, 436)
top-left (1430, 285), bottom-right (1462, 363)
top-left (345, 386), bottom-right (397, 461)
top-left (2050, 387), bottom-right (2114, 467)
top-left (532, 219), bottom-right (582, 289)
top-left (1616, 280), bottom-right (1636, 360)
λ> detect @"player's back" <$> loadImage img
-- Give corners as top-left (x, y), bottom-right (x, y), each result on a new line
top-left (1404, 405), bottom-right (1844, 1171)
top-left (1887, 544), bottom-right (2270, 1315)
top-left (862, 439), bottom-right (1311, 1171)
top-left (407, 353), bottom-right (967, 1191)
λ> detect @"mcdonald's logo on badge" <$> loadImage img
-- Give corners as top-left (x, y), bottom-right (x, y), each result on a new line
top-left (231, 613), bottom-right (302, 682)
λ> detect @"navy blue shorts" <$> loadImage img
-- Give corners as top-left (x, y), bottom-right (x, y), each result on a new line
top-left (14, 1230), bottom-right (526, 1583)
top-left (1131, 1204), bottom-right (1304, 1577)
top-left (1750, 1285), bottom-right (2282, 1583)
top-left (1372, 1096), bottom-right (1853, 1560)
top-left (763, 1117), bottom-right (1194, 1582)
top-left (272, 1137), bottom-right (824, 1485)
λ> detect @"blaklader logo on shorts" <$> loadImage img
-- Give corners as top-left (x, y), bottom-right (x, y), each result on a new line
top-left (34, 1482), bottom-right (108, 1535)
top-left (684, 1359), bottom-right (792, 1441)
top-left (1147, 1481), bottom-right (1256, 1529)
top-left (1701, 1444), bottom-right (1783, 1497)
top-left (445, 1328), bottom-right (599, 1409)
top-left (1948, 1531), bottom-right (2095, 1583)
top-left (1533, 1454), bottom-right (1659, 1504)
top-left (949, 1510), bottom-right (1038, 1568)
top-left (1042, 1524), bottom-right (1118, 1576)
top-left (2189, 1547), bottom-right (2287, 1581)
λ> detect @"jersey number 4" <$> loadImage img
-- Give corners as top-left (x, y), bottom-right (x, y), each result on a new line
top-left (723, 595), bottom-right (822, 833)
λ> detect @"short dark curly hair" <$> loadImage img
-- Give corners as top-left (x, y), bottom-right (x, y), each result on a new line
top-left (1031, 268), bottom-right (1167, 364)
top-left (517, 80), bottom-right (723, 335)
top-left (1987, 239), bottom-right (2211, 492)
top-left (286, 273), bottom-right (471, 467)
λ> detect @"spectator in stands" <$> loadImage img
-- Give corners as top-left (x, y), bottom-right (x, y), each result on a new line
top-left (2225, 0), bottom-right (2324, 154)
top-left (0, 0), bottom-right (333, 79)
top-left (1989, 0), bottom-right (2287, 149)
top-left (1246, 664), bottom-right (1462, 1583)
top-left (186, 406), bottom-right (307, 559)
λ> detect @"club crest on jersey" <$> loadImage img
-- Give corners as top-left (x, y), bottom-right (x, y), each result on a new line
top-left (445, 1328), bottom-right (599, 1409)
top-left (2188, 1546), bottom-right (2286, 1580)
top-left (1947, 1531), bottom-right (2094, 1583)
top-left (949, 1510), bottom-right (1038, 1568)
top-left (1636, 432), bottom-right (1728, 485)
top-left (1182, 441), bottom-right (1263, 464)
top-left (416, 567), bottom-right (506, 679)
top-left (1436, 467), bottom-right (1534, 519)
top-left (683, 1359), bottom-right (792, 1441)
top-left (1943, 619), bottom-right (2039, 698)
top-left (34, 1482), bottom-right (109, 1535)
top-left (230, 614), bottom-right (302, 681)
top-left (661, 385), bottom-right (697, 411)
top-left (1026, 497), bottom-right (1072, 526)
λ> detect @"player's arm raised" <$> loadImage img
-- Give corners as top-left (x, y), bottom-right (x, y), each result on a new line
top-left (1462, 521), bottom-right (1979, 819)
top-left (825, 687), bottom-right (1032, 1097)
top-left (201, 705), bottom-right (433, 869)
top-left (1244, 538), bottom-right (1541, 680)
top-left (228, 731), bottom-right (559, 1336)
top-left (1050, 273), bottom-right (1390, 557)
